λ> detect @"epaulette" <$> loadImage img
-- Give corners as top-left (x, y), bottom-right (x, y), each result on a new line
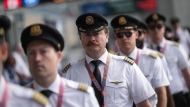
top-left (62, 63), bottom-right (71, 73)
top-left (149, 52), bottom-right (158, 59)
top-left (157, 52), bottom-right (163, 58)
top-left (78, 83), bottom-right (88, 92)
top-left (32, 91), bottom-right (49, 106)
top-left (124, 57), bottom-right (134, 65)
top-left (173, 41), bottom-right (179, 46)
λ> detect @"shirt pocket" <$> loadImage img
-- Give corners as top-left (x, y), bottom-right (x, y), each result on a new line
top-left (166, 57), bottom-right (178, 67)
top-left (104, 80), bottom-right (129, 104)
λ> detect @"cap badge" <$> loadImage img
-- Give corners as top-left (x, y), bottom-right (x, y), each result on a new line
top-left (119, 17), bottom-right (127, 25)
top-left (152, 14), bottom-right (158, 20)
top-left (0, 28), bottom-right (5, 36)
top-left (58, 43), bottom-right (61, 49)
top-left (85, 16), bottom-right (94, 25)
top-left (30, 25), bottom-right (42, 36)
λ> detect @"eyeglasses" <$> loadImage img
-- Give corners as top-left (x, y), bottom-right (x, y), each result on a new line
top-left (149, 25), bottom-right (163, 30)
top-left (115, 31), bottom-right (135, 38)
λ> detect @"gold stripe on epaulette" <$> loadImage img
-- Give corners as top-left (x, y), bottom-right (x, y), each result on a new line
top-left (149, 52), bottom-right (157, 59)
top-left (33, 91), bottom-right (49, 106)
top-left (124, 57), bottom-right (134, 65)
top-left (78, 83), bottom-right (88, 92)
top-left (173, 41), bottom-right (179, 46)
top-left (62, 63), bottom-right (71, 73)
top-left (157, 52), bottom-right (163, 58)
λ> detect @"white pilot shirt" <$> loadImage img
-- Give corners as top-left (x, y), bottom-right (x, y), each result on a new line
top-left (147, 38), bottom-right (189, 94)
top-left (0, 76), bottom-right (51, 107)
top-left (29, 74), bottom-right (99, 107)
top-left (143, 47), bottom-right (173, 81)
top-left (120, 47), bottom-right (170, 107)
top-left (65, 50), bottom-right (155, 107)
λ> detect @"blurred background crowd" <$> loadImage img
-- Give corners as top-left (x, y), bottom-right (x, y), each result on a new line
top-left (1, 0), bottom-right (190, 86)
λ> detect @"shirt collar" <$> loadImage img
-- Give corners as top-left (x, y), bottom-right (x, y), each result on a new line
top-left (85, 49), bottom-right (108, 65)
top-left (128, 47), bottom-right (138, 60)
top-left (120, 47), bottom-right (137, 60)
top-left (151, 38), bottom-right (165, 49)
top-left (33, 74), bottom-right (61, 94)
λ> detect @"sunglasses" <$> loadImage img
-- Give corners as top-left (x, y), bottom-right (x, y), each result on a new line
top-left (115, 31), bottom-right (135, 38)
top-left (149, 25), bottom-right (163, 30)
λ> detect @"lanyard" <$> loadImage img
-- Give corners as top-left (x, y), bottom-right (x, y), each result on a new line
top-left (135, 49), bottom-right (140, 65)
top-left (31, 78), bottom-right (64, 107)
top-left (0, 80), bottom-right (8, 107)
top-left (85, 56), bottom-right (110, 107)
top-left (151, 40), bottom-right (167, 54)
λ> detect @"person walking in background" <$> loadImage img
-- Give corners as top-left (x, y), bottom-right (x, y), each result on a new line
top-left (12, 44), bottom-right (33, 85)
top-left (136, 21), bottom-right (175, 107)
top-left (110, 14), bottom-right (169, 107)
top-left (3, 53), bottom-right (20, 84)
top-left (145, 12), bottom-right (190, 107)
top-left (170, 17), bottom-right (190, 57)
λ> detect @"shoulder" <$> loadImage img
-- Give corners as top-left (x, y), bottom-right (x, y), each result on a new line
top-left (167, 40), bottom-right (179, 47)
top-left (62, 58), bottom-right (84, 73)
top-left (62, 63), bottom-right (71, 73)
top-left (112, 54), bottom-right (134, 65)
top-left (32, 91), bottom-right (49, 106)
top-left (172, 41), bottom-right (180, 47)
top-left (145, 48), bottom-right (164, 58)
top-left (148, 52), bottom-right (158, 59)
top-left (156, 52), bottom-right (164, 58)
top-left (64, 78), bottom-right (93, 94)
top-left (124, 57), bottom-right (135, 65)
top-left (9, 83), bottom-right (49, 106)
top-left (140, 49), bottom-right (158, 59)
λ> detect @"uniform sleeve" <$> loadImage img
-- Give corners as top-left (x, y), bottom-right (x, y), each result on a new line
top-left (178, 44), bottom-right (189, 70)
top-left (129, 63), bottom-right (155, 104)
top-left (152, 57), bottom-right (170, 88)
top-left (160, 56), bottom-right (173, 81)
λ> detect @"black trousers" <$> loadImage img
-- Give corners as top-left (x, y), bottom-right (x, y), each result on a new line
top-left (173, 91), bottom-right (187, 107)
top-left (184, 92), bottom-right (190, 107)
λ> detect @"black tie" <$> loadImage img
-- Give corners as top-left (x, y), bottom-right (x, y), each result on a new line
top-left (40, 90), bottom-right (52, 98)
top-left (91, 60), bottom-right (103, 106)
top-left (174, 31), bottom-right (180, 42)
top-left (156, 45), bottom-right (161, 52)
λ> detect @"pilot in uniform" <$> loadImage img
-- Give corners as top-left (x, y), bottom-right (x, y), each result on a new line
top-left (20, 24), bottom-right (99, 107)
top-left (64, 13), bottom-right (155, 107)
top-left (137, 21), bottom-right (175, 107)
top-left (145, 12), bottom-right (190, 107)
top-left (0, 15), bottom-right (50, 107)
top-left (110, 14), bottom-right (170, 107)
